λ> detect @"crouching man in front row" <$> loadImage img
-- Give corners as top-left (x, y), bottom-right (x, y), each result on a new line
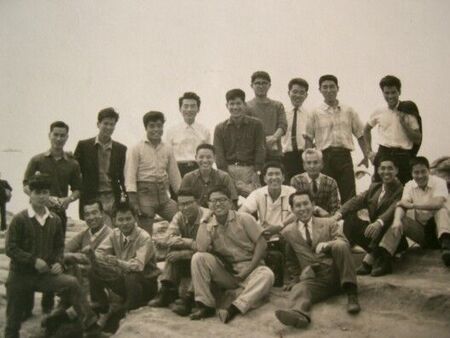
top-left (190, 185), bottom-right (274, 323)
top-left (275, 190), bottom-right (360, 329)
top-left (4, 174), bottom-right (98, 338)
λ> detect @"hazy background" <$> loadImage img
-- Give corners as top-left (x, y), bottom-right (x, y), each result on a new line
top-left (1, 0), bottom-right (449, 215)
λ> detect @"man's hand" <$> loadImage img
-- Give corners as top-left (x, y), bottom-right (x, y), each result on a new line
top-left (368, 151), bottom-right (377, 165)
top-left (34, 258), bottom-right (50, 273)
top-left (105, 255), bottom-right (118, 266)
top-left (315, 242), bottom-right (329, 254)
top-left (127, 192), bottom-right (141, 215)
top-left (397, 200), bottom-right (414, 209)
top-left (331, 212), bottom-right (343, 223)
top-left (391, 221), bottom-right (403, 238)
top-left (357, 157), bottom-right (369, 168)
top-left (166, 236), bottom-right (186, 249)
top-left (262, 224), bottom-right (282, 238)
top-left (63, 253), bottom-right (78, 265)
top-left (59, 197), bottom-right (72, 210)
top-left (364, 221), bottom-right (382, 239)
top-left (266, 135), bottom-right (278, 147)
top-left (166, 250), bottom-right (191, 263)
top-left (283, 275), bottom-right (300, 291)
top-left (50, 263), bottom-right (63, 275)
top-left (313, 206), bottom-right (329, 217)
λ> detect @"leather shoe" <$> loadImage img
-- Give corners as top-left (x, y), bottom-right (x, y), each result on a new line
top-left (190, 303), bottom-right (215, 320)
top-left (148, 286), bottom-right (177, 308)
top-left (441, 249), bottom-right (450, 267)
top-left (356, 262), bottom-right (372, 275)
top-left (347, 293), bottom-right (361, 314)
top-left (371, 256), bottom-right (392, 277)
top-left (275, 309), bottom-right (309, 328)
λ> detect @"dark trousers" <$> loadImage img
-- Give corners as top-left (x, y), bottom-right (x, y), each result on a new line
top-left (373, 145), bottom-right (412, 185)
top-left (177, 161), bottom-right (199, 178)
top-left (0, 202), bottom-right (7, 231)
top-left (89, 272), bottom-right (158, 312)
top-left (5, 271), bottom-right (94, 338)
top-left (282, 150), bottom-right (304, 183)
top-left (322, 148), bottom-right (355, 203)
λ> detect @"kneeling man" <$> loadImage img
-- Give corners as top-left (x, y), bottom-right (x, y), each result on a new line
top-left (191, 186), bottom-right (274, 323)
top-left (275, 190), bottom-right (360, 329)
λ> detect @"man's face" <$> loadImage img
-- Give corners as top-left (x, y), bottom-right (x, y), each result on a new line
top-left (382, 86), bottom-right (401, 108)
top-left (83, 203), bottom-right (104, 230)
top-left (177, 195), bottom-right (198, 219)
top-left (97, 117), bottom-right (117, 139)
top-left (303, 153), bottom-right (323, 178)
top-left (226, 98), bottom-right (246, 118)
top-left (319, 80), bottom-right (339, 103)
top-left (180, 99), bottom-right (199, 125)
top-left (115, 210), bottom-right (136, 236)
top-left (378, 161), bottom-right (398, 184)
top-left (146, 120), bottom-right (164, 142)
top-left (49, 127), bottom-right (68, 150)
top-left (291, 194), bottom-right (314, 223)
top-left (251, 78), bottom-right (271, 97)
top-left (30, 188), bottom-right (50, 208)
top-left (196, 148), bottom-right (215, 170)
top-left (208, 191), bottom-right (230, 217)
top-left (412, 164), bottom-right (430, 189)
top-left (264, 167), bottom-right (284, 190)
top-left (288, 84), bottom-right (308, 108)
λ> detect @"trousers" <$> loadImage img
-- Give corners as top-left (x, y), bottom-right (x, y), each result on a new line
top-left (282, 150), bottom-right (304, 183)
top-left (322, 148), bottom-right (355, 203)
top-left (227, 165), bottom-right (261, 198)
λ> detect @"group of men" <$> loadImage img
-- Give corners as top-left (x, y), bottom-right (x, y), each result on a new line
top-left (4, 71), bottom-right (449, 337)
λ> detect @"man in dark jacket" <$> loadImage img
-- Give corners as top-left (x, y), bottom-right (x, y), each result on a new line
top-left (0, 173), bottom-right (12, 231)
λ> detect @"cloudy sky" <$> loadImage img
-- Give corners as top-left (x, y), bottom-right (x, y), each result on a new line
top-left (1, 0), bottom-right (449, 211)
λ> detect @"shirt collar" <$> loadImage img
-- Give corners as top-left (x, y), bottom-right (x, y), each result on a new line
top-left (120, 225), bottom-right (139, 242)
top-left (297, 217), bottom-right (313, 229)
top-left (210, 210), bottom-right (235, 227)
top-left (321, 101), bottom-right (341, 112)
top-left (95, 136), bottom-right (113, 149)
top-left (27, 205), bottom-right (52, 224)
top-left (226, 115), bottom-right (249, 126)
top-left (263, 185), bottom-right (294, 198)
top-left (412, 177), bottom-right (431, 190)
top-left (44, 150), bottom-right (68, 160)
top-left (90, 224), bottom-right (107, 238)
top-left (144, 139), bottom-right (163, 149)
top-left (305, 173), bottom-right (321, 183)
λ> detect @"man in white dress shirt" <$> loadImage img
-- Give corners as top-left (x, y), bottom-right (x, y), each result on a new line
top-left (165, 92), bottom-right (211, 177)
top-left (282, 78), bottom-right (309, 182)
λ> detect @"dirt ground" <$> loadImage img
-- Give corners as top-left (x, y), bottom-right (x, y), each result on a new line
top-left (0, 220), bottom-right (449, 338)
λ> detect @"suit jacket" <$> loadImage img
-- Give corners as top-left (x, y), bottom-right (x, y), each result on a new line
top-left (339, 179), bottom-right (403, 232)
top-left (281, 216), bottom-right (348, 279)
top-left (74, 137), bottom-right (127, 218)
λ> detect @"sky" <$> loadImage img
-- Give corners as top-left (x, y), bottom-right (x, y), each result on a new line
top-left (1, 0), bottom-right (450, 213)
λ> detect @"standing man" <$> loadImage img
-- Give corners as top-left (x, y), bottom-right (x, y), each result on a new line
top-left (214, 88), bottom-right (266, 197)
top-left (74, 107), bottom-right (127, 222)
top-left (305, 75), bottom-right (369, 203)
top-left (23, 121), bottom-right (81, 314)
top-left (333, 156), bottom-right (404, 276)
top-left (364, 75), bottom-right (422, 184)
top-left (165, 92), bottom-right (211, 177)
top-left (290, 149), bottom-right (341, 216)
top-left (149, 190), bottom-right (208, 316)
top-left (180, 144), bottom-right (238, 208)
top-left (382, 157), bottom-right (450, 267)
top-left (190, 186), bottom-right (274, 323)
top-left (125, 111), bottom-right (181, 234)
top-left (247, 71), bottom-right (287, 161)
top-left (0, 173), bottom-right (12, 231)
top-left (282, 78), bottom-right (309, 182)
top-left (274, 190), bottom-right (360, 329)
top-left (4, 174), bottom-right (98, 338)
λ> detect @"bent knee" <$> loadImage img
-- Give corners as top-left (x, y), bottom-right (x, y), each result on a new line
top-left (191, 252), bottom-right (214, 266)
top-left (330, 241), bottom-right (350, 252)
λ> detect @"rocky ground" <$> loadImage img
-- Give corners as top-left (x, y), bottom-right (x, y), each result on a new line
top-left (0, 218), bottom-right (449, 338)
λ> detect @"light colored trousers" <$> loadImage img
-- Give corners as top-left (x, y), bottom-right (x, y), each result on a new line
top-left (380, 207), bottom-right (450, 255)
top-left (227, 165), bottom-right (261, 198)
top-left (191, 252), bottom-right (274, 314)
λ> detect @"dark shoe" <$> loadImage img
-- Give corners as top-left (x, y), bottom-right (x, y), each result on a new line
top-left (442, 249), bottom-right (450, 267)
top-left (217, 304), bottom-right (240, 324)
top-left (171, 295), bottom-right (194, 317)
top-left (356, 262), bottom-right (372, 275)
top-left (275, 309), bottom-right (309, 328)
top-left (41, 309), bottom-right (70, 335)
top-left (371, 255), bottom-right (392, 277)
top-left (189, 303), bottom-right (215, 320)
top-left (347, 293), bottom-right (361, 314)
top-left (148, 285), bottom-right (177, 308)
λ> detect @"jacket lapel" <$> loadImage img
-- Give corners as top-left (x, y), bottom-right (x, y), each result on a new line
top-left (90, 138), bottom-right (99, 173)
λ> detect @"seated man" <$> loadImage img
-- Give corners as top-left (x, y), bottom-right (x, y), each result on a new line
top-left (64, 200), bottom-right (112, 276)
top-left (382, 156), bottom-right (450, 267)
top-left (180, 144), bottom-right (238, 208)
top-left (333, 156), bottom-right (403, 276)
top-left (190, 186), bottom-right (274, 323)
top-left (89, 202), bottom-right (160, 323)
top-left (4, 174), bottom-right (98, 338)
top-left (275, 190), bottom-right (360, 329)
top-left (149, 190), bottom-right (209, 316)
top-left (290, 148), bottom-right (340, 216)
top-left (239, 161), bottom-right (295, 285)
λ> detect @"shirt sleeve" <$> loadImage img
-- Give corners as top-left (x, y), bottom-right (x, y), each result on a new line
top-left (406, 114), bottom-right (420, 130)
top-left (195, 222), bottom-right (212, 252)
top-left (240, 213), bottom-right (264, 243)
top-left (350, 108), bottom-right (364, 139)
top-left (5, 214), bottom-right (36, 267)
top-left (167, 212), bottom-right (182, 236)
top-left (432, 177), bottom-right (449, 199)
top-left (328, 179), bottom-right (341, 214)
top-left (401, 182), bottom-right (414, 202)
top-left (23, 156), bottom-right (38, 187)
top-left (304, 111), bottom-right (315, 140)
top-left (223, 172), bottom-right (238, 201)
top-left (65, 230), bottom-right (85, 253)
top-left (254, 121), bottom-right (266, 171)
top-left (241, 190), bottom-right (259, 214)
top-left (213, 125), bottom-right (227, 171)
top-left (276, 102), bottom-right (288, 134)
top-left (117, 235), bottom-right (154, 272)
top-left (167, 147), bottom-right (182, 193)
top-left (96, 234), bottom-right (115, 256)
top-left (368, 110), bottom-right (380, 127)
top-left (69, 160), bottom-right (82, 192)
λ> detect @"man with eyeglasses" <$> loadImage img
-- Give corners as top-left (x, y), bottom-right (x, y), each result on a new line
top-left (247, 71), bottom-right (288, 161)
top-left (190, 186), bottom-right (274, 323)
top-left (149, 190), bottom-right (209, 317)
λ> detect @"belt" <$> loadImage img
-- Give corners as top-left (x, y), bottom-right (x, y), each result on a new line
top-left (178, 161), bottom-right (197, 167)
top-left (323, 147), bottom-right (351, 153)
top-left (227, 161), bottom-right (253, 166)
top-left (378, 145), bottom-right (411, 154)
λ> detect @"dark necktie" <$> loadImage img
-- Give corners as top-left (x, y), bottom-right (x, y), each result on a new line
top-left (304, 222), bottom-right (312, 247)
top-left (291, 107), bottom-right (299, 151)
top-left (312, 179), bottom-right (318, 195)
top-left (123, 237), bottom-right (128, 247)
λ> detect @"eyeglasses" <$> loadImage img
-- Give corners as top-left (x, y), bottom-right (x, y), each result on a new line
top-left (253, 81), bottom-right (269, 86)
top-left (178, 200), bottom-right (195, 208)
top-left (208, 197), bottom-right (228, 205)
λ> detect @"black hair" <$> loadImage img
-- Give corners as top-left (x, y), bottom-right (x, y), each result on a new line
top-left (50, 121), bottom-right (69, 133)
top-left (225, 88), bottom-right (246, 102)
top-left (97, 107), bottom-right (119, 123)
top-left (379, 75), bottom-right (401, 91)
top-left (251, 71), bottom-right (271, 83)
top-left (319, 74), bottom-right (338, 87)
top-left (288, 78), bottom-right (309, 92)
top-left (179, 92), bottom-right (201, 109)
top-left (143, 111), bottom-right (165, 128)
top-left (196, 143), bottom-right (215, 154)
top-left (288, 190), bottom-right (313, 208)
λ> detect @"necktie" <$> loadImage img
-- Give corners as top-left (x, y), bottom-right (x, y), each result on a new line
top-left (291, 107), bottom-right (299, 151)
top-left (312, 179), bottom-right (318, 195)
top-left (304, 223), bottom-right (312, 247)
top-left (123, 237), bottom-right (128, 247)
